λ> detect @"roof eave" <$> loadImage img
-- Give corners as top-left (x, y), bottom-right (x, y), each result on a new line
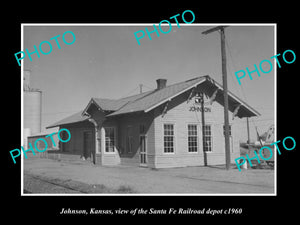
top-left (144, 78), bottom-right (207, 113)
top-left (212, 81), bottom-right (260, 117)
top-left (106, 110), bottom-right (144, 117)
top-left (144, 76), bottom-right (260, 118)
top-left (46, 118), bottom-right (90, 129)
top-left (81, 98), bottom-right (103, 117)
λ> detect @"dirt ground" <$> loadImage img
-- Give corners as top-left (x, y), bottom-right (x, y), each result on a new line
top-left (23, 157), bottom-right (275, 194)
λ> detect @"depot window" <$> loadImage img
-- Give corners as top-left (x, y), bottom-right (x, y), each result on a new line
top-left (105, 127), bottom-right (115, 152)
top-left (203, 125), bottom-right (212, 152)
top-left (164, 124), bottom-right (174, 153)
top-left (188, 124), bottom-right (198, 152)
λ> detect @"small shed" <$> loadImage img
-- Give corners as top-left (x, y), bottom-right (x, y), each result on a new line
top-left (27, 130), bottom-right (59, 151)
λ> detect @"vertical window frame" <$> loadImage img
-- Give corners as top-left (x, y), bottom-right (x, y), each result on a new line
top-left (188, 124), bottom-right (198, 153)
top-left (203, 124), bottom-right (213, 153)
top-left (163, 123), bottom-right (175, 154)
top-left (104, 126), bottom-right (116, 153)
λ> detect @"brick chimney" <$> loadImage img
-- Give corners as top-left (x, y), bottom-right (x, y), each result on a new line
top-left (156, 79), bottom-right (167, 90)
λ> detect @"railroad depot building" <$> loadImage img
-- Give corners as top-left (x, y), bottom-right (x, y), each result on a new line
top-left (47, 75), bottom-right (260, 168)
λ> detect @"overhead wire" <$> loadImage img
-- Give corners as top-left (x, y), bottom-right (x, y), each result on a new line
top-left (224, 35), bottom-right (274, 133)
top-left (119, 86), bottom-right (139, 99)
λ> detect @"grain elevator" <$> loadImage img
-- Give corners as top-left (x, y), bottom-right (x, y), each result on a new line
top-left (23, 70), bottom-right (42, 148)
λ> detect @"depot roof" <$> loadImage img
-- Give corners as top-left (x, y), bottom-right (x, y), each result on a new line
top-left (47, 75), bottom-right (260, 128)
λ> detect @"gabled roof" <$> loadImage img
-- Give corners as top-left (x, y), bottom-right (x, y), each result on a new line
top-left (46, 111), bottom-right (89, 129)
top-left (106, 75), bottom-right (260, 117)
top-left (47, 91), bottom-right (154, 128)
top-left (83, 90), bottom-right (153, 113)
top-left (47, 75), bottom-right (260, 129)
top-left (108, 76), bottom-right (208, 116)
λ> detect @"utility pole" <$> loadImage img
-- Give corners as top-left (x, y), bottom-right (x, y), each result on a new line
top-left (200, 92), bottom-right (208, 166)
top-left (202, 26), bottom-right (231, 170)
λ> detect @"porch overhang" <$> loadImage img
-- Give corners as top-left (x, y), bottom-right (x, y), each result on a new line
top-left (81, 98), bottom-right (104, 117)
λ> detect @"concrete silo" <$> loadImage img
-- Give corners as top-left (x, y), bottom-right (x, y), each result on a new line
top-left (23, 70), bottom-right (42, 136)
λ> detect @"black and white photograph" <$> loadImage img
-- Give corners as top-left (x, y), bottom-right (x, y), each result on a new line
top-left (4, 6), bottom-right (298, 220)
top-left (21, 24), bottom-right (275, 195)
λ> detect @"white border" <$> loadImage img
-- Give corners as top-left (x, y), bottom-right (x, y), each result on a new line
top-left (21, 24), bottom-right (24, 195)
top-left (21, 23), bottom-right (277, 197)
top-left (274, 24), bottom-right (277, 196)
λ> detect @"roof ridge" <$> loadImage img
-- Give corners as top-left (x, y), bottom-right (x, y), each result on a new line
top-left (184, 75), bottom-right (208, 82)
top-left (95, 76), bottom-right (208, 114)
top-left (92, 97), bottom-right (115, 101)
top-left (118, 90), bottom-right (153, 100)
top-left (94, 76), bottom-right (206, 102)
top-left (107, 76), bottom-right (208, 117)
top-left (113, 90), bottom-right (156, 112)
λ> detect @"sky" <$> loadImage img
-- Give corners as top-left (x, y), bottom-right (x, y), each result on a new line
top-left (23, 24), bottom-right (275, 142)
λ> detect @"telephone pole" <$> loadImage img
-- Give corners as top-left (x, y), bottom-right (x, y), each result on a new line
top-left (200, 92), bottom-right (208, 166)
top-left (202, 26), bottom-right (231, 170)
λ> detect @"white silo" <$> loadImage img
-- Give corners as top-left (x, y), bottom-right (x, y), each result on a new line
top-left (23, 70), bottom-right (42, 136)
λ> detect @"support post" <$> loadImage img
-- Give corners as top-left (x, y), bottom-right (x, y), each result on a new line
top-left (246, 117), bottom-right (250, 144)
top-left (246, 117), bottom-right (250, 156)
top-left (100, 127), bottom-right (105, 155)
top-left (161, 100), bottom-right (170, 117)
top-left (209, 88), bottom-right (219, 105)
top-left (88, 118), bottom-right (99, 164)
top-left (232, 104), bottom-right (242, 120)
top-left (187, 86), bottom-right (196, 103)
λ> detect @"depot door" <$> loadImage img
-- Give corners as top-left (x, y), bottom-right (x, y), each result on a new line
top-left (140, 135), bottom-right (147, 166)
top-left (83, 131), bottom-right (93, 160)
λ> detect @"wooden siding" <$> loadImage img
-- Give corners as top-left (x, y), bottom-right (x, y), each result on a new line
top-left (111, 112), bottom-right (155, 167)
top-left (28, 134), bottom-right (58, 151)
top-left (153, 89), bottom-right (241, 168)
top-left (56, 88), bottom-right (244, 168)
top-left (60, 121), bottom-right (95, 158)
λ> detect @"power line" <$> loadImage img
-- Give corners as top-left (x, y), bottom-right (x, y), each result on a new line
top-left (142, 84), bottom-right (154, 90)
top-left (223, 35), bottom-right (269, 132)
top-left (225, 36), bottom-right (248, 102)
top-left (119, 86), bottom-right (139, 98)
top-left (119, 83), bottom-right (155, 99)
